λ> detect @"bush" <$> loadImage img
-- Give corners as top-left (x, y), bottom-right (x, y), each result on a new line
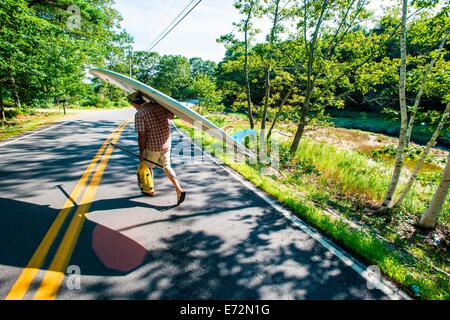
top-left (371, 145), bottom-right (436, 163)
top-left (205, 114), bottom-right (226, 127)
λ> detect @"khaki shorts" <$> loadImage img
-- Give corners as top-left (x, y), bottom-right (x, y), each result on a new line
top-left (144, 148), bottom-right (171, 169)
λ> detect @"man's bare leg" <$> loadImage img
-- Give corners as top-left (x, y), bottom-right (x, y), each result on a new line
top-left (163, 167), bottom-right (183, 199)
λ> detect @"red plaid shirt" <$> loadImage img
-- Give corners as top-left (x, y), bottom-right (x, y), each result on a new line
top-left (135, 101), bottom-right (174, 151)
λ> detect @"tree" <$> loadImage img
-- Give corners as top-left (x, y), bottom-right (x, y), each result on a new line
top-left (216, 35), bottom-right (267, 115)
top-left (0, 0), bottom-right (42, 107)
top-left (379, 0), bottom-right (448, 213)
top-left (153, 55), bottom-right (191, 98)
top-left (418, 151), bottom-right (450, 228)
top-left (106, 30), bottom-right (134, 75)
top-left (0, 0), bottom-right (129, 109)
top-left (378, 0), bottom-right (410, 213)
top-left (234, 0), bottom-right (260, 129)
top-left (189, 74), bottom-right (224, 113)
top-left (259, 0), bottom-right (293, 140)
top-left (0, 84), bottom-right (5, 121)
top-left (404, 29), bottom-right (449, 147)
top-left (357, 5), bottom-right (450, 118)
top-left (393, 101), bottom-right (450, 207)
top-left (189, 57), bottom-right (217, 78)
top-left (289, 0), bottom-right (370, 153)
top-left (132, 51), bottom-right (161, 85)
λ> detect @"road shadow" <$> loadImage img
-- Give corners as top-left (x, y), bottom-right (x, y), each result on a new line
top-left (0, 196), bottom-right (154, 277)
top-left (0, 183), bottom-right (390, 300)
top-left (0, 123), bottom-right (392, 300)
top-left (0, 120), bottom-right (127, 198)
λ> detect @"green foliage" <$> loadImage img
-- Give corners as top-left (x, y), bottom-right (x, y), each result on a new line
top-left (189, 57), bottom-right (217, 78)
top-left (220, 0), bottom-right (449, 133)
top-left (294, 159), bottom-right (321, 176)
top-left (205, 114), bottom-right (226, 127)
top-left (152, 55), bottom-right (191, 98)
top-left (132, 51), bottom-right (161, 85)
top-left (0, 0), bottom-right (130, 109)
top-left (416, 171), bottom-right (443, 186)
top-left (188, 74), bottom-right (224, 113)
top-left (371, 144), bottom-right (439, 164)
top-left (277, 142), bottom-right (292, 166)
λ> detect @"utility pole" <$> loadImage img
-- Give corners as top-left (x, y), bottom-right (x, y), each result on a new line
top-left (129, 48), bottom-right (133, 77)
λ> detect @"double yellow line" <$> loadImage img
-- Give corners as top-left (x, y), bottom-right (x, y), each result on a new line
top-left (6, 120), bottom-right (128, 300)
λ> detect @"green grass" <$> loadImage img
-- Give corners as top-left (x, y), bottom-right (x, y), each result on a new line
top-left (0, 104), bottom-right (132, 142)
top-left (215, 113), bottom-right (449, 226)
top-left (289, 138), bottom-right (449, 224)
top-left (226, 112), bottom-right (248, 120)
top-left (292, 139), bottom-right (389, 202)
top-left (72, 104), bottom-right (131, 110)
top-left (174, 118), bottom-right (450, 300)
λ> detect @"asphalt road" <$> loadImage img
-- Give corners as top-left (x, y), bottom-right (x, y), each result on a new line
top-left (0, 108), bottom-right (410, 300)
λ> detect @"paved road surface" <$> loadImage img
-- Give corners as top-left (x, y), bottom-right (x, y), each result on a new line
top-left (0, 109), bottom-right (409, 300)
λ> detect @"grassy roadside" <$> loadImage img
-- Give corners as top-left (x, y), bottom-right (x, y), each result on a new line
top-left (174, 117), bottom-right (449, 300)
top-left (0, 112), bottom-right (68, 142)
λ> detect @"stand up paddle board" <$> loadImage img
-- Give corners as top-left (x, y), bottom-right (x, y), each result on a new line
top-left (90, 68), bottom-right (256, 160)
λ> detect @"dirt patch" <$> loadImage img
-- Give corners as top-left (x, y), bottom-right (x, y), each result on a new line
top-left (304, 126), bottom-right (448, 162)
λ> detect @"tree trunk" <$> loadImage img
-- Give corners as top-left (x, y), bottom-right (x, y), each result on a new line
top-left (260, 0), bottom-right (281, 138)
top-left (261, 67), bottom-right (271, 133)
top-left (10, 76), bottom-right (21, 109)
top-left (0, 86), bottom-right (5, 121)
top-left (129, 49), bottom-right (133, 77)
top-left (418, 152), bottom-right (450, 229)
top-left (290, 78), bottom-right (318, 153)
top-left (290, 104), bottom-right (309, 154)
top-left (393, 101), bottom-right (450, 207)
top-left (244, 15), bottom-right (255, 129)
top-left (290, 0), bottom-right (329, 155)
top-left (379, 0), bottom-right (409, 214)
top-left (267, 74), bottom-right (298, 140)
top-left (289, 0), bottom-right (360, 154)
top-left (405, 31), bottom-right (449, 147)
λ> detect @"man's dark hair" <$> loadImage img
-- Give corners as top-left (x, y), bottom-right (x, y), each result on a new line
top-left (130, 93), bottom-right (145, 105)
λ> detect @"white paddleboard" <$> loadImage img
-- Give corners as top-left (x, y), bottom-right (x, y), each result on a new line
top-left (89, 68), bottom-right (256, 160)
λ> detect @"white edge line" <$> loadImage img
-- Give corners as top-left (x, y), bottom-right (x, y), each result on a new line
top-left (172, 124), bottom-right (412, 301)
top-left (0, 122), bottom-right (70, 147)
top-left (0, 110), bottom-right (113, 148)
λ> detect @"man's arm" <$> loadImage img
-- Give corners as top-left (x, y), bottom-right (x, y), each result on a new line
top-left (135, 111), bottom-right (146, 161)
top-left (138, 131), bottom-right (146, 161)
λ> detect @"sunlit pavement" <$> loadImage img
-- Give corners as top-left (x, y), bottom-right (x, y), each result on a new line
top-left (0, 109), bottom-right (409, 300)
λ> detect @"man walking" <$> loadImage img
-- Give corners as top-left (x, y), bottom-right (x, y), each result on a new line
top-left (130, 92), bottom-right (185, 205)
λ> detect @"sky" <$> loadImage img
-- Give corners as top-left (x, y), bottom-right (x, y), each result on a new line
top-left (112, 0), bottom-right (394, 63)
top-left (113, 0), bottom-right (241, 62)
